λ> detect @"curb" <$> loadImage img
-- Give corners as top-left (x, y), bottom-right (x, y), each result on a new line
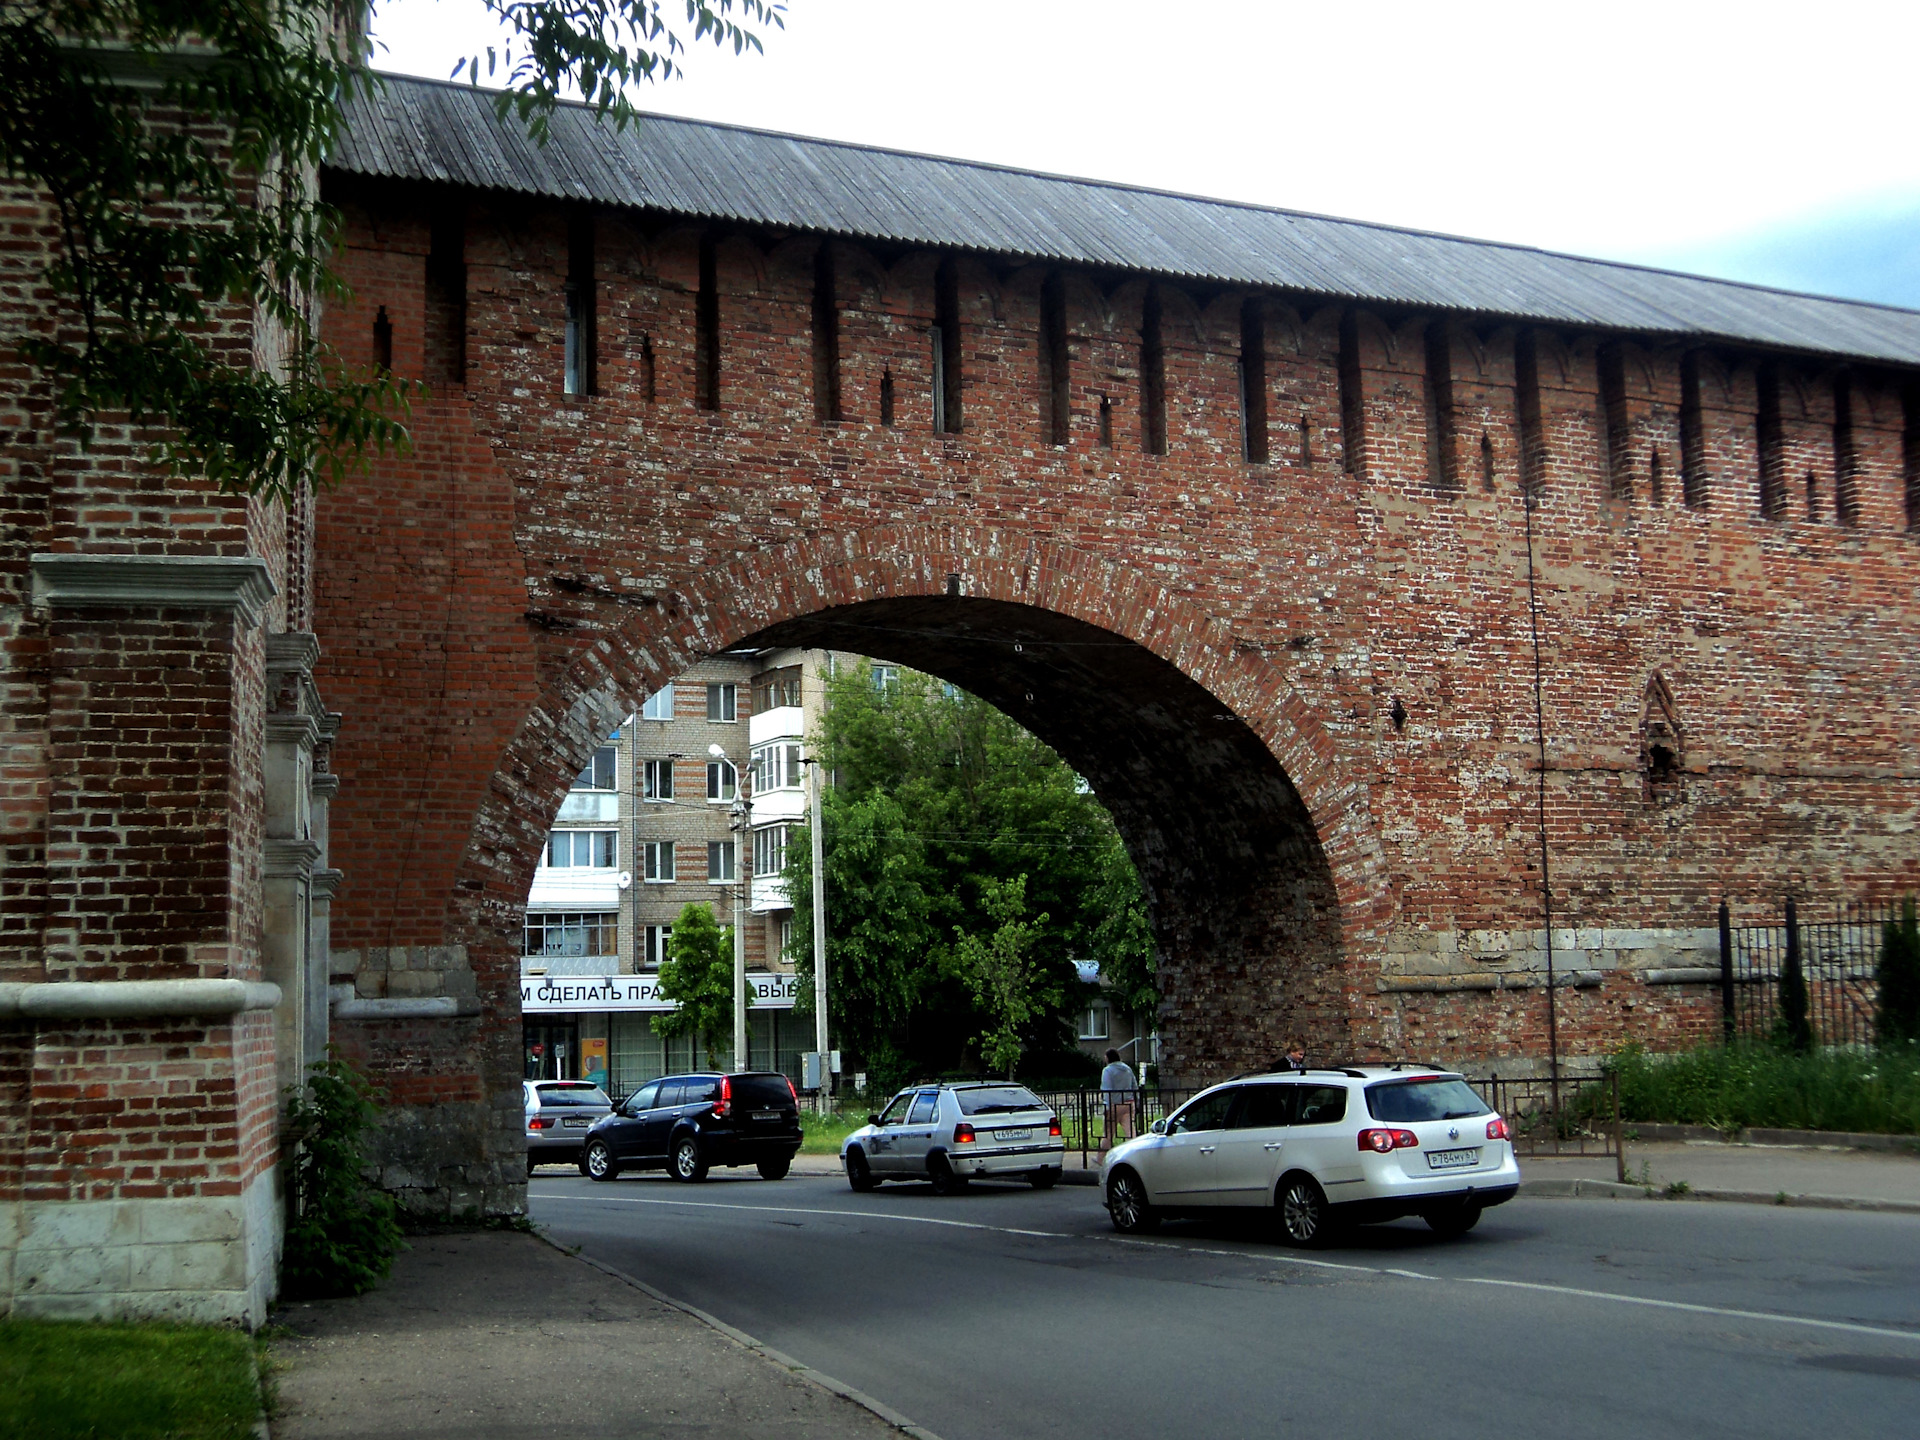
top-left (1627, 1123), bottom-right (1920, 1154)
top-left (1518, 1177), bottom-right (1920, 1214)
top-left (535, 1232), bottom-right (946, 1440)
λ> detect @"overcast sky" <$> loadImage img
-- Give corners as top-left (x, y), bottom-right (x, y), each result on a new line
top-left (368, 0), bottom-right (1920, 308)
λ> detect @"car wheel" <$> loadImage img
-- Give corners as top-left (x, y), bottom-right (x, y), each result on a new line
top-left (1278, 1174), bottom-right (1334, 1248)
top-left (928, 1154), bottom-right (968, 1195)
top-left (1029, 1167), bottom-right (1059, 1190)
top-left (757, 1157), bottom-right (792, 1181)
top-left (1425, 1203), bottom-right (1483, 1237)
top-left (671, 1136), bottom-right (709, 1183)
top-left (845, 1148), bottom-right (877, 1193)
top-left (582, 1139), bottom-right (617, 1182)
top-left (1106, 1168), bottom-right (1157, 1233)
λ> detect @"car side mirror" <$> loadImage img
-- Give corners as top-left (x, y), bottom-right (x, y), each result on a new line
top-left (1150, 1118), bottom-right (1169, 1136)
top-left (868, 1113), bottom-right (883, 1127)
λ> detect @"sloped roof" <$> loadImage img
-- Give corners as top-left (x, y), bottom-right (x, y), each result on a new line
top-left (330, 73), bottom-right (1920, 368)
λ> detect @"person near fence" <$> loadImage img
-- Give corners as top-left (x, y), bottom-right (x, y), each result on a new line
top-left (1281, 1042), bottom-right (1307, 1073)
top-left (1100, 1048), bottom-right (1136, 1153)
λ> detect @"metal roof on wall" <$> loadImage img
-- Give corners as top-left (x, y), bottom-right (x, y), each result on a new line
top-left (330, 74), bottom-right (1920, 369)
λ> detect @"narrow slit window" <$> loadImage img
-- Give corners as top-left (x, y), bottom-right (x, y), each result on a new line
top-left (1338, 310), bottom-right (1365, 476)
top-left (640, 335), bottom-right (656, 404)
top-left (1040, 271), bottom-right (1070, 446)
top-left (426, 208), bottom-right (466, 385)
top-left (1650, 448), bottom-right (1666, 507)
top-left (1140, 284), bottom-right (1166, 456)
top-left (1757, 363), bottom-right (1786, 519)
top-left (1805, 470), bottom-right (1821, 523)
top-left (1480, 431), bottom-right (1496, 492)
top-left (1423, 321), bottom-right (1458, 490)
top-left (1832, 372), bottom-right (1859, 526)
top-left (1239, 299), bottom-right (1268, 464)
top-left (564, 210), bottom-right (596, 397)
top-left (1515, 328), bottom-right (1547, 495)
top-left (811, 241), bottom-right (842, 423)
top-left (696, 235), bottom-right (720, 412)
top-left (372, 305), bottom-right (392, 373)
top-left (1679, 349), bottom-right (1709, 508)
top-left (1098, 394), bottom-right (1113, 449)
top-left (934, 257), bottom-right (962, 433)
top-left (1299, 411), bottom-right (1311, 468)
top-left (880, 367), bottom-right (895, 427)
top-left (1597, 342), bottom-right (1631, 500)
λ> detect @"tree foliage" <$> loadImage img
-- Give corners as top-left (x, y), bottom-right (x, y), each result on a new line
top-left (1878, 897), bottom-right (1920, 1048)
top-left (653, 900), bottom-right (744, 1061)
top-left (280, 1053), bottom-right (403, 1299)
top-left (0, 1), bottom-right (781, 500)
top-left (786, 661), bottom-right (1156, 1092)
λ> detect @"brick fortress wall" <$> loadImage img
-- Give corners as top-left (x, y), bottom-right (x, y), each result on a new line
top-left (315, 178), bottom-right (1920, 1211)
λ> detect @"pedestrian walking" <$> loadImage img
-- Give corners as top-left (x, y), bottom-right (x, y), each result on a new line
top-left (1100, 1048), bottom-right (1137, 1153)
top-left (1281, 1042), bottom-right (1307, 1073)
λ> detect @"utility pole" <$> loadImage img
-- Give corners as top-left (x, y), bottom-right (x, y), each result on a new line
top-left (714, 744), bottom-right (749, 1073)
top-left (808, 752), bottom-right (830, 1109)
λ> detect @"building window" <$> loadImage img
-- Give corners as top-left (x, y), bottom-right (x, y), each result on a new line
top-left (1078, 1002), bottom-right (1112, 1041)
top-left (752, 743), bottom-right (805, 792)
top-left (708, 840), bottom-right (736, 883)
top-left (753, 824), bottom-right (788, 877)
top-left (547, 831), bottom-right (616, 868)
top-left (707, 758), bottom-right (737, 802)
top-left (641, 758), bottom-right (674, 802)
top-left (525, 911), bottom-right (619, 959)
top-left (642, 841), bottom-right (676, 882)
top-left (641, 685), bottom-right (674, 721)
top-left (778, 916), bottom-right (794, 961)
top-left (751, 667), bottom-right (801, 713)
top-left (641, 924), bottom-right (674, 968)
top-left (573, 745), bottom-right (616, 791)
top-left (706, 683), bottom-right (737, 722)
top-left (871, 665), bottom-right (898, 693)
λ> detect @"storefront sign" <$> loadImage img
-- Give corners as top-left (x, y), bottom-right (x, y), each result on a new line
top-left (520, 973), bottom-right (800, 1013)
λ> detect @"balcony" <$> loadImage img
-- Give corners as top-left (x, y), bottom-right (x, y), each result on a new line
top-left (751, 873), bottom-right (792, 913)
top-left (749, 705), bottom-right (804, 746)
top-left (528, 868), bottom-right (623, 907)
top-left (555, 791), bottom-right (619, 824)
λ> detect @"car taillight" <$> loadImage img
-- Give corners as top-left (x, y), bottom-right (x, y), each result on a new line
top-left (954, 1123), bottom-right (976, 1144)
top-left (714, 1075), bottom-right (733, 1120)
top-left (528, 1117), bottom-right (552, 1130)
top-left (1486, 1116), bottom-right (1510, 1141)
top-left (1048, 1116), bottom-right (1062, 1138)
top-left (786, 1076), bottom-right (799, 1103)
top-left (1357, 1128), bottom-right (1419, 1153)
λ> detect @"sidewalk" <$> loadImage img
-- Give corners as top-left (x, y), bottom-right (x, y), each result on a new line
top-left (268, 1230), bottom-right (906, 1440)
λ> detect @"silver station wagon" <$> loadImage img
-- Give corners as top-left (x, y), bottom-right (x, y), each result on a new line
top-left (1100, 1067), bottom-right (1520, 1245)
top-left (842, 1082), bottom-right (1066, 1193)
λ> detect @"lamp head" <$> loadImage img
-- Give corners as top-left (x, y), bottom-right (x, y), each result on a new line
top-left (707, 743), bottom-right (725, 759)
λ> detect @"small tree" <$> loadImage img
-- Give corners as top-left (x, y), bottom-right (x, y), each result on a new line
top-left (1775, 911), bottom-right (1813, 1055)
top-left (654, 902), bottom-right (745, 1064)
top-left (951, 874), bottom-right (1058, 1078)
top-left (281, 1054), bottom-right (403, 1299)
top-left (1877, 897), bottom-right (1920, 1047)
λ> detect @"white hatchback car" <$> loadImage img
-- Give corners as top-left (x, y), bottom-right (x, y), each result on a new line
top-left (1100, 1067), bottom-right (1519, 1245)
top-left (842, 1082), bottom-right (1066, 1193)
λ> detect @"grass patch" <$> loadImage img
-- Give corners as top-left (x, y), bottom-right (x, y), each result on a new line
top-left (0, 1319), bottom-right (261, 1440)
top-left (1609, 1043), bottom-right (1920, 1135)
top-left (798, 1109), bottom-right (863, 1156)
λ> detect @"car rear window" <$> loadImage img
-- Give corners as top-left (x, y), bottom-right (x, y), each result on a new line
top-left (534, 1084), bottom-right (609, 1107)
top-left (732, 1074), bottom-right (795, 1107)
top-left (956, 1086), bottom-right (1045, 1116)
top-left (1366, 1077), bottom-right (1490, 1122)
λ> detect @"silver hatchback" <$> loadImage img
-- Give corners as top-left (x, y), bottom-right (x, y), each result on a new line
top-left (841, 1082), bottom-right (1065, 1193)
top-left (524, 1080), bottom-right (612, 1174)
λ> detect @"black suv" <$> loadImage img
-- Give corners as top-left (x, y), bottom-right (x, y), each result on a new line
top-left (580, 1071), bottom-right (802, 1182)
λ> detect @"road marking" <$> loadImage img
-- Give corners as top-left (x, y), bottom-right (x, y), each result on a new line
top-left (539, 1192), bottom-right (1068, 1239)
top-left (538, 1191), bottom-right (1920, 1345)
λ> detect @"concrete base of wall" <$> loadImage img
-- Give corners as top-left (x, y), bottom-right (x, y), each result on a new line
top-left (0, 1166), bottom-right (280, 1328)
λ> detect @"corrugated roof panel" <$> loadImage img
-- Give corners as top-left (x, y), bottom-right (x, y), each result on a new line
top-left (327, 75), bottom-right (1920, 367)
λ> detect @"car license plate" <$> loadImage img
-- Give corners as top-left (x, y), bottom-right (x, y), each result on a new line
top-left (998, 1128), bottom-right (1031, 1142)
top-left (563, 1116), bottom-right (591, 1127)
top-left (753, 1111), bottom-right (781, 1121)
top-left (1427, 1147), bottom-right (1480, 1170)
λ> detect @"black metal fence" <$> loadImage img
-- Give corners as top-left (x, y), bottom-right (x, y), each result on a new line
top-left (1030, 1087), bottom-right (1198, 1168)
top-left (1724, 899), bottom-right (1893, 1049)
top-left (1472, 1071), bottom-right (1622, 1172)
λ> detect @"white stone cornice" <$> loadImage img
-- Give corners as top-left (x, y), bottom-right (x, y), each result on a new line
top-left (310, 774), bottom-right (341, 799)
top-left (266, 712), bottom-right (322, 750)
top-left (264, 838), bottom-right (324, 878)
top-left (265, 631), bottom-right (321, 674)
top-left (0, 979), bottom-right (281, 1020)
top-left (31, 554), bottom-right (276, 629)
top-left (310, 868), bottom-right (344, 899)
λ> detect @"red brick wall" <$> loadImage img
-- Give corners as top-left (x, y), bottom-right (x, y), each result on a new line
top-left (316, 180), bottom-right (1920, 1128)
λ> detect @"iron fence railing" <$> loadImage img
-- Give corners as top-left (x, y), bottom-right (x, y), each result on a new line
top-left (1727, 900), bottom-right (1892, 1049)
top-left (1029, 1088), bottom-right (1199, 1168)
top-left (1472, 1071), bottom-right (1623, 1175)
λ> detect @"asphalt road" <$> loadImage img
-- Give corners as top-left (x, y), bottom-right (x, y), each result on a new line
top-left (531, 1170), bottom-right (1920, 1440)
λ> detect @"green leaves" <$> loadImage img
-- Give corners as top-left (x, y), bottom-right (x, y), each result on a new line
top-left (280, 1053), bottom-right (403, 1299)
top-left (951, 874), bottom-right (1055, 1078)
top-left (653, 901), bottom-right (743, 1059)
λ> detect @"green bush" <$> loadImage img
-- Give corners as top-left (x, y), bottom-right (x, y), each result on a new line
top-left (1878, 897), bottom-right (1920, 1046)
top-left (280, 1055), bottom-right (403, 1300)
top-left (1608, 1043), bottom-right (1920, 1135)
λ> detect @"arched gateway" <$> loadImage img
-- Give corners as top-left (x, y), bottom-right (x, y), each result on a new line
top-left (6, 72), bottom-right (1919, 1318)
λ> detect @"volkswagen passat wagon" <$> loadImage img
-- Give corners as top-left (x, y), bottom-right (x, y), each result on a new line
top-left (1100, 1067), bottom-right (1518, 1244)
top-left (841, 1082), bottom-right (1065, 1193)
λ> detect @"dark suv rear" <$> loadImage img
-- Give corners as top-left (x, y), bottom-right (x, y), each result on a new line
top-left (580, 1071), bottom-right (803, 1182)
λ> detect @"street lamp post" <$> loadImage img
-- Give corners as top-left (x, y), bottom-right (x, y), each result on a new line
top-left (804, 753), bottom-right (829, 1110)
top-left (712, 744), bottom-right (748, 1073)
